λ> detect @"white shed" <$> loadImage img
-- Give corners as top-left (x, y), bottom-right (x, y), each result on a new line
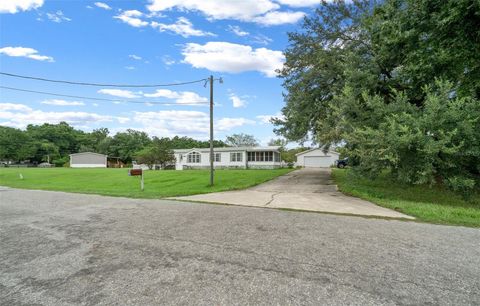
top-left (295, 148), bottom-right (340, 168)
top-left (70, 152), bottom-right (107, 168)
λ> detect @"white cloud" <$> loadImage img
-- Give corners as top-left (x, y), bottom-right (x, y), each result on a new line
top-left (0, 102), bottom-right (254, 137)
top-left (147, 0), bottom-right (278, 22)
top-left (161, 55), bottom-right (175, 66)
top-left (134, 110), bottom-right (209, 136)
top-left (98, 89), bottom-right (140, 98)
top-left (228, 25), bottom-right (249, 37)
top-left (274, 0), bottom-right (320, 7)
top-left (253, 10), bottom-right (305, 25)
top-left (117, 117), bottom-right (130, 124)
top-left (129, 54), bottom-right (142, 60)
top-left (41, 99), bottom-right (85, 106)
top-left (257, 113), bottom-right (284, 124)
top-left (229, 93), bottom-right (247, 108)
top-left (0, 103), bottom-right (131, 130)
top-left (0, 103), bottom-right (32, 112)
top-left (151, 17), bottom-right (214, 38)
top-left (251, 34), bottom-right (273, 45)
top-left (0, 0), bottom-right (43, 14)
top-left (46, 10), bottom-right (71, 23)
top-left (146, 0), bottom-right (305, 25)
top-left (0, 46), bottom-right (54, 62)
top-left (124, 66), bottom-right (135, 70)
top-left (144, 89), bottom-right (208, 105)
top-left (94, 2), bottom-right (111, 10)
top-left (182, 42), bottom-right (284, 77)
top-left (114, 10), bottom-right (148, 27)
top-left (217, 118), bottom-right (255, 131)
top-left (0, 104), bottom-right (122, 128)
top-left (133, 110), bottom-right (254, 137)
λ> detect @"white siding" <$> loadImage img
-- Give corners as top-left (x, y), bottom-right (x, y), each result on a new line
top-left (70, 152), bottom-right (107, 168)
top-left (175, 151), bottom-right (247, 170)
top-left (71, 163), bottom-right (107, 168)
top-left (296, 149), bottom-right (339, 168)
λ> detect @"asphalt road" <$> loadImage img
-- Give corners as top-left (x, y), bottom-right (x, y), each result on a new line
top-left (1, 187), bottom-right (479, 305)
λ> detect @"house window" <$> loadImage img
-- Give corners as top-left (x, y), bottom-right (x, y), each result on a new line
top-left (274, 152), bottom-right (280, 162)
top-left (265, 151), bottom-right (273, 162)
top-left (247, 151), bottom-right (275, 162)
top-left (187, 152), bottom-right (201, 163)
top-left (214, 153), bottom-right (221, 162)
top-left (230, 152), bottom-right (242, 162)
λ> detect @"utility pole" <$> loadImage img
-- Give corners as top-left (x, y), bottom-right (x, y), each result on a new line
top-left (209, 75), bottom-right (214, 186)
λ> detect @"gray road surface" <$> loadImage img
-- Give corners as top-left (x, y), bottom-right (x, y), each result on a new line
top-left (1, 187), bottom-right (479, 305)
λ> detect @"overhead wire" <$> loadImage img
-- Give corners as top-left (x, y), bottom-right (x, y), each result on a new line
top-left (0, 86), bottom-right (209, 106)
top-left (0, 72), bottom-right (208, 88)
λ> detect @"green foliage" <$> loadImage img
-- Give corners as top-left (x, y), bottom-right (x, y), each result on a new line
top-left (26, 122), bottom-right (84, 158)
top-left (344, 81), bottom-right (480, 190)
top-left (0, 122), bottom-right (229, 167)
top-left (108, 129), bottom-right (151, 163)
top-left (268, 138), bottom-right (288, 149)
top-left (135, 142), bottom-right (175, 170)
top-left (276, 0), bottom-right (480, 195)
top-left (445, 176), bottom-right (476, 200)
top-left (52, 156), bottom-right (69, 168)
top-left (225, 133), bottom-right (259, 147)
top-left (152, 136), bottom-right (226, 149)
top-left (0, 126), bottom-right (36, 162)
top-left (333, 169), bottom-right (480, 227)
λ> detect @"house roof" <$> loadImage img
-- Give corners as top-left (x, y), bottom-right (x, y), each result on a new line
top-left (173, 146), bottom-right (281, 153)
top-left (295, 147), bottom-right (339, 156)
top-left (69, 152), bottom-right (107, 157)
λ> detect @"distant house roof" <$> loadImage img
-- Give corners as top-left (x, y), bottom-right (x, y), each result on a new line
top-left (173, 146), bottom-right (281, 154)
top-left (295, 147), bottom-right (339, 156)
top-left (69, 152), bottom-right (107, 157)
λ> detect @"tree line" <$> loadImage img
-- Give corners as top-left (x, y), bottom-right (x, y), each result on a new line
top-left (0, 123), bottom-right (298, 167)
top-left (0, 122), bottom-right (230, 166)
top-left (275, 0), bottom-right (480, 196)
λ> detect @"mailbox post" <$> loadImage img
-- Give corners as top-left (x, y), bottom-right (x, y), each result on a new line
top-left (129, 168), bottom-right (144, 191)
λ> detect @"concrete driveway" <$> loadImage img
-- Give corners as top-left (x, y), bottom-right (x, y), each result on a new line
top-left (1, 188), bottom-right (479, 305)
top-left (172, 168), bottom-right (413, 219)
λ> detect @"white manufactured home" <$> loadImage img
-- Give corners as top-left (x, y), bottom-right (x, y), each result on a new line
top-left (295, 148), bottom-right (340, 168)
top-left (69, 152), bottom-right (107, 168)
top-left (173, 146), bottom-right (282, 170)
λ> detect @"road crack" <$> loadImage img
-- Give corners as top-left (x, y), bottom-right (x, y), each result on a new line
top-left (265, 192), bottom-right (281, 206)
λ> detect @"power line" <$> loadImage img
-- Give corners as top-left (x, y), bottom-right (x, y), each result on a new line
top-left (0, 72), bottom-right (208, 88)
top-left (0, 86), bottom-right (209, 106)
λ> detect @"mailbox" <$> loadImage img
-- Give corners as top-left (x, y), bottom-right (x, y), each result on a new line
top-left (129, 168), bottom-right (144, 191)
top-left (129, 168), bottom-right (143, 176)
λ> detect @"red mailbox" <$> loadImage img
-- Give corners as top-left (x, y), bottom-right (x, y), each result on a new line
top-left (129, 168), bottom-right (144, 191)
top-left (129, 169), bottom-right (143, 176)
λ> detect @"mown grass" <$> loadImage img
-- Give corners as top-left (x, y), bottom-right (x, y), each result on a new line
top-left (0, 168), bottom-right (292, 199)
top-left (332, 169), bottom-right (480, 227)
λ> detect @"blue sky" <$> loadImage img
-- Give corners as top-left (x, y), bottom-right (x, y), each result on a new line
top-left (0, 0), bottom-right (319, 144)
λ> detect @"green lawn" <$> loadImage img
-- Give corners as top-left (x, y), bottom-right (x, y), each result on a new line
top-left (332, 169), bottom-right (480, 227)
top-left (0, 168), bottom-right (292, 199)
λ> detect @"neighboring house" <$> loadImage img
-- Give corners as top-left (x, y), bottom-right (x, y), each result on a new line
top-left (70, 152), bottom-right (107, 168)
top-left (173, 146), bottom-right (282, 170)
top-left (295, 148), bottom-right (340, 168)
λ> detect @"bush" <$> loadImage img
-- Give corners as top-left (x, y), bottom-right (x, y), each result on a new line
top-left (52, 157), bottom-right (68, 167)
top-left (343, 80), bottom-right (480, 196)
top-left (445, 176), bottom-right (477, 200)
